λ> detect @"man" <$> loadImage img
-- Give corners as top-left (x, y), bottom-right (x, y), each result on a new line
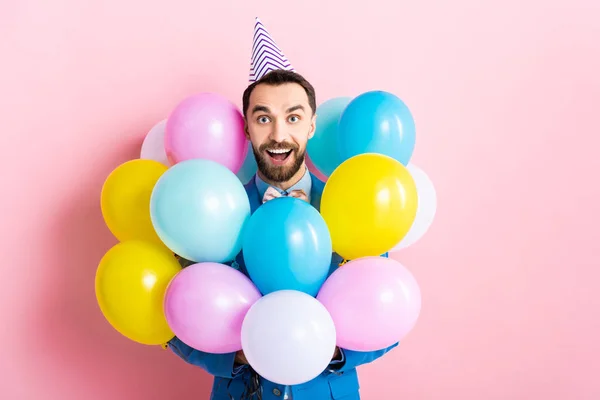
top-left (167, 19), bottom-right (397, 399)
top-left (168, 68), bottom-right (397, 399)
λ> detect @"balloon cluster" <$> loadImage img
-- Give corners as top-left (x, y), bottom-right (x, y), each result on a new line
top-left (307, 91), bottom-right (437, 252)
top-left (95, 88), bottom-right (436, 386)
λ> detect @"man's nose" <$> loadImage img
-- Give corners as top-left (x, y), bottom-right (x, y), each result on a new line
top-left (269, 119), bottom-right (287, 142)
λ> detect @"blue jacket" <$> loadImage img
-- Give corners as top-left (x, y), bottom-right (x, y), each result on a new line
top-left (168, 172), bottom-right (398, 399)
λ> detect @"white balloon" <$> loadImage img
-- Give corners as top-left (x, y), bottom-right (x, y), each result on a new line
top-left (392, 163), bottom-right (437, 251)
top-left (140, 119), bottom-right (171, 166)
top-left (241, 290), bottom-right (337, 386)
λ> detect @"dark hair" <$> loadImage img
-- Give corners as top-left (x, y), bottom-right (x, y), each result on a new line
top-left (242, 69), bottom-right (317, 118)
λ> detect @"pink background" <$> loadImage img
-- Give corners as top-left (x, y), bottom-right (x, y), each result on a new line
top-left (2, 0), bottom-right (599, 399)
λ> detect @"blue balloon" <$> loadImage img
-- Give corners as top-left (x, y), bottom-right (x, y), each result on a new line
top-left (307, 97), bottom-right (352, 177)
top-left (236, 141), bottom-right (257, 185)
top-left (242, 197), bottom-right (333, 296)
top-left (337, 91), bottom-right (416, 165)
top-left (150, 159), bottom-right (251, 263)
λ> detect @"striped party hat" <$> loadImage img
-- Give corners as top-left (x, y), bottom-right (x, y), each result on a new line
top-left (249, 17), bottom-right (295, 83)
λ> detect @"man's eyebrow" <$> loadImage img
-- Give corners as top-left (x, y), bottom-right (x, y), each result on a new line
top-left (252, 105), bottom-right (271, 114)
top-left (286, 105), bottom-right (305, 113)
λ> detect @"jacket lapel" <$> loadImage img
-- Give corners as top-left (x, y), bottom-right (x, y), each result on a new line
top-left (309, 172), bottom-right (325, 212)
top-left (244, 179), bottom-right (262, 214)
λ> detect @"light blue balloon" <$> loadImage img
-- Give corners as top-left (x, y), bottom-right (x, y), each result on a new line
top-left (236, 141), bottom-right (257, 185)
top-left (337, 91), bottom-right (416, 166)
top-left (242, 197), bottom-right (333, 296)
top-left (307, 97), bottom-right (352, 177)
top-left (150, 159), bottom-right (251, 263)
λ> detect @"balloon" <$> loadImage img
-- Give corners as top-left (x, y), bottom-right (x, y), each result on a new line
top-left (236, 141), bottom-right (257, 185)
top-left (150, 159), bottom-right (251, 263)
top-left (242, 197), bottom-right (332, 296)
top-left (95, 240), bottom-right (181, 345)
top-left (140, 119), bottom-right (171, 167)
top-left (390, 164), bottom-right (437, 251)
top-left (164, 262), bottom-right (261, 354)
top-left (320, 153), bottom-right (418, 260)
top-left (241, 290), bottom-right (337, 385)
top-left (306, 154), bottom-right (328, 182)
top-left (317, 256), bottom-right (421, 351)
top-left (307, 97), bottom-right (351, 177)
top-left (337, 91), bottom-right (416, 166)
top-left (165, 92), bottom-right (247, 172)
top-left (101, 159), bottom-right (168, 245)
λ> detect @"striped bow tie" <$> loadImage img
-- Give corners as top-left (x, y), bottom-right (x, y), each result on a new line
top-left (262, 186), bottom-right (308, 203)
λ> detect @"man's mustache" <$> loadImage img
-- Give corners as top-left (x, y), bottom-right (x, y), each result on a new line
top-left (259, 142), bottom-right (299, 152)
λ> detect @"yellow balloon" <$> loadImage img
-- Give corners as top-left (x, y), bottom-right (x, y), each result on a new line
top-left (101, 159), bottom-right (168, 245)
top-left (320, 153), bottom-right (418, 260)
top-left (95, 240), bottom-right (182, 345)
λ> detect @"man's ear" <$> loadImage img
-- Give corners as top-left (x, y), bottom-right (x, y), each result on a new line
top-left (308, 114), bottom-right (317, 139)
top-left (244, 120), bottom-right (250, 140)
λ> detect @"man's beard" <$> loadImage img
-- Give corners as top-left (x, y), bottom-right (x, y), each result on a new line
top-left (252, 141), bottom-right (306, 183)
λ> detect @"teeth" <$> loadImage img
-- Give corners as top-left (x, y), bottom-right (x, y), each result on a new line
top-left (267, 149), bottom-right (291, 154)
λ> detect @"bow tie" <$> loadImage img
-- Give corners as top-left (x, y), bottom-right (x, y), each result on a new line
top-left (262, 186), bottom-right (308, 203)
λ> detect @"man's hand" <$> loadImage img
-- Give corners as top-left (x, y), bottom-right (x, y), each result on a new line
top-left (288, 189), bottom-right (308, 202)
top-left (235, 350), bottom-right (248, 365)
top-left (263, 188), bottom-right (309, 203)
top-left (332, 346), bottom-right (341, 361)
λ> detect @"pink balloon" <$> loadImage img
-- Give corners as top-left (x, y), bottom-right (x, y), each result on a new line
top-left (165, 93), bottom-right (248, 172)
top-left (164, 262), bottom-right (261, 354)
top-left (316, 257), bottom-right (421, 351)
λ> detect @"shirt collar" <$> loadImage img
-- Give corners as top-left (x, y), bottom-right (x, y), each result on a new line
top-left (255, 167), bottom-right (312, 202)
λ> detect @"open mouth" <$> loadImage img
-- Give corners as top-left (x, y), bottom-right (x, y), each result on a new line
top-left (266, 148), bottom-right (292, 164)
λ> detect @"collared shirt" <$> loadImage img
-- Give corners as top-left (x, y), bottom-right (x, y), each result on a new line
top-left (255, 166), bottom-right (312, 204)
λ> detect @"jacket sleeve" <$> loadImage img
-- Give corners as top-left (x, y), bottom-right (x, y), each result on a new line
top-left (168, 337), bottom-right (248, 378)
top-left (330, 342), bottom-right (399, 373)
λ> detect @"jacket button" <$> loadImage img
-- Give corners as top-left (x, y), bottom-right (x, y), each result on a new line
top-left (272, 388), bottom-right (281, 396)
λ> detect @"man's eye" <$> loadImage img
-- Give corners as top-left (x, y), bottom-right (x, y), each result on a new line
top-left (257, 116), bottom-right (271, 124)
top-left (288, 115), bottom-right (300, 123)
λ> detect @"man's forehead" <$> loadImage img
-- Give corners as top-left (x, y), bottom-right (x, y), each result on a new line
top-left (249, 83), bottom-right (309, 111)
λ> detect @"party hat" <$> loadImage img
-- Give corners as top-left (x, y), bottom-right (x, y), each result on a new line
top-left (249, 17), bottom-right (295, 83)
